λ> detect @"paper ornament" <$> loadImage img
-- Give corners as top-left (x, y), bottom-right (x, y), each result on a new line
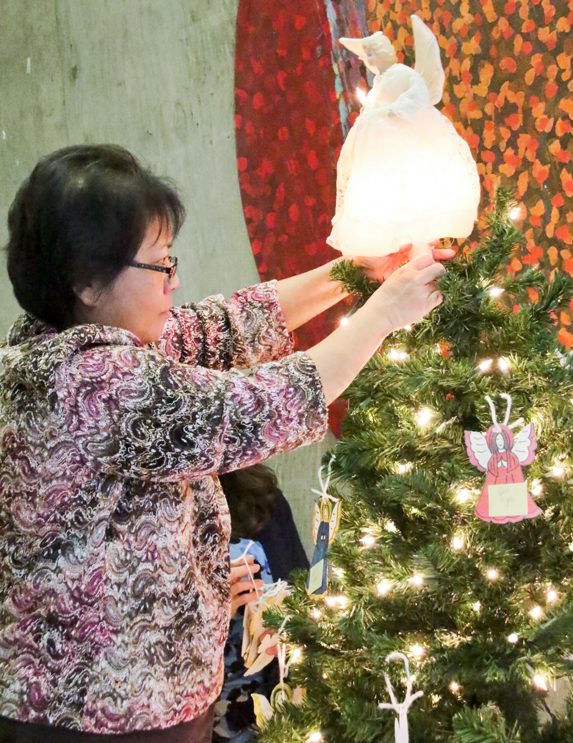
top-left (465, 394), bottom-right (540, 524)
top-left (242, 580), bottom-right (290, 675)
top-left (327, 15), bottom-right (480, 258)
top-left (307, 457), bottom-right (341, 595)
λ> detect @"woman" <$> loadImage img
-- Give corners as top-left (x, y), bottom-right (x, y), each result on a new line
top-left (0, 144), bottom-right (449, 742)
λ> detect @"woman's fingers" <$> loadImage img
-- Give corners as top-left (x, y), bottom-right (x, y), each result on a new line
top-left (230, 578), bottom-right (264, 597)
top-left (230, 561), bottom-right (260, 581)
top-left (432, 247), bottom-right (456, 261)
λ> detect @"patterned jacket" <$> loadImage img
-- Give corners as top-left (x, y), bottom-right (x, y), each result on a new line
top-left (0, 281), bottom-right (327, 734)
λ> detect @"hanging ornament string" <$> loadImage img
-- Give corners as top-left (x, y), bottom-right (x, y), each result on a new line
top-left (231, 539), bottom-right (262, 598)
top-left (311, 454), bottom-right (339, 505)
top-left (378, 652), bottom-right (424, 743)
top-left (485, 393), bottom-right (524, 430)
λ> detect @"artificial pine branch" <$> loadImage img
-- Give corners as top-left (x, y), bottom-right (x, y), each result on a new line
top-left (452, 705), bottom-right (522, 743)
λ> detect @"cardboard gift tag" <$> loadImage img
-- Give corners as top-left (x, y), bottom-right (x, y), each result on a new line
top-left (488, 482), bottom-right (528, 518)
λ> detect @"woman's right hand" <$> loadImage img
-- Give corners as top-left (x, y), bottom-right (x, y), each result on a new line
top-left (370, 253), bottom-right (445, 332)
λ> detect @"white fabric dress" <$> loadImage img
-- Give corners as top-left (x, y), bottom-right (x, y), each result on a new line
top-left (327, 16), bottom-right (480, 257)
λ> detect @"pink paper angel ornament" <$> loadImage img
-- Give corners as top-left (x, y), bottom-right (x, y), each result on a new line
top-left (465, 394), bottom-right (541, 524)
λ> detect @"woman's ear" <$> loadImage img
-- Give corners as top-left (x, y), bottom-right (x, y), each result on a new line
top-left (73, 281), bottom-right (103, 309)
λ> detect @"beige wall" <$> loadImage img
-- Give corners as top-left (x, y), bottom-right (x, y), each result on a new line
top-left (0, 0), bottom-right (335, 554)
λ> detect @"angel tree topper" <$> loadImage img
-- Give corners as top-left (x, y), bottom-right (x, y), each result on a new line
top-left (327, 15), bottom-right (480, 258)
top-left (465, 394), bottom-right (540, 524)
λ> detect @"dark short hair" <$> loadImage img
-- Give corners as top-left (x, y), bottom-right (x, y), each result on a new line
top-left (219, 464), bottom-right (278, 539)
top-left (5, 144), bottom-right (185, 330)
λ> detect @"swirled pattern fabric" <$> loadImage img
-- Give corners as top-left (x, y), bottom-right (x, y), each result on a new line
top-left (0, 281), bottom-right (327, 734)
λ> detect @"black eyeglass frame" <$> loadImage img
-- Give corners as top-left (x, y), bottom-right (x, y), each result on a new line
top-left (127, 256), bottom-right (178, 280)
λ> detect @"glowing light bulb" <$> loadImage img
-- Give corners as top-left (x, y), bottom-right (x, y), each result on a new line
top-left (322, 672), bottom-right (328, 679)
top-left (478, 358), bottom-right (493, 372)
top-left (360, 534), bottom-right (376, 548)
top-left (385, 520), bottom-right (398, 533)
top-left (488, 286), bottom-right (505, 298)
top-left (310, 607), bottom-right (322, 620)
top-left (529, 605), bottom-right (544, 620)
top-left (509, 205), bottom-right (524, 222)
top-left (339, 316), bottom-right (350, 327)
top-left (410, 573), bottom-right (424, 588)
top-left (377, 578), bottom-right (392, 597)
top-left (531, 479), bottom-right (543, 497)
top-left (415, 407), bottom-right (434, 427)
top-left (290, 646), bottom-right (303, 664)
top-left (451, 534), bottom-right (465, 551)
top-left (396, 462), bottom-right (413, 474)
top-left (333, 567), bottom-right (345, 578)
top-left (403, 324), bottom-right (413, 332)
top-left (325, 594), bottom-right (348, 609)
top-left (486, 568), bottom-right (499, 582)
top-left (455, 487), bottom-right (472, 504)
top-left (388, 348), bottom-right (409, 362)
top-left (410, 643), bottom-right (425, 658)
top-left (533, 673), bottom-right (548, 691)
top-left (547, 588), bottom-right (559, 604)
top-left (498, 357), bottom-right (511, 373)
top-left (551, 464), bottom-right (566, 478)
top-left (307, 732), bottom-right (324, 743)
top-left (449, 681), bottom-right (461, 694)
top-left (472, 600), bottom-right (481, 612)
top-left (569, 541), bottom-right (573, 553)
top-left (507, 633), bottom-right (519, 644)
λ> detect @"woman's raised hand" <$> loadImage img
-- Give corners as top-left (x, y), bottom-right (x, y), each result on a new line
top-left (370, 252), bottom-right (446, 332)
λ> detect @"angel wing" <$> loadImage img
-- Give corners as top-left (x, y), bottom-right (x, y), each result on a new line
top-left (512, 423), bottom-right (537, 465)
top-left (329, 499), bottom-right (342, 540)
top-left (465, 430), bottom-right (491, 472)
top-left (339, 31), bottom-right (397, 76)
top-left (411, 15), bottom-right (445, 105)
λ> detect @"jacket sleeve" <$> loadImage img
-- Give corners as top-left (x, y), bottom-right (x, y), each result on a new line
top-left (55, 344), bottom-right (327, 482)
top-left (158, 281), bottom-right (293, 369)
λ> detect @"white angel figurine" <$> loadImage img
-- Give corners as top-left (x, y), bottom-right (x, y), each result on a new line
top-left (465, 394), bottom-right (540, 524)
top-left (327, 15), bottom-right (480, 258)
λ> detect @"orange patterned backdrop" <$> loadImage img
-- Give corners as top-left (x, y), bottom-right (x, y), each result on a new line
top-left (367, 0), bottom-right (572, 343)
top-left (235, 0), bottom-right (572, 362)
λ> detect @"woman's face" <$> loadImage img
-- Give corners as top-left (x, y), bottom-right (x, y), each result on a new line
top-left (76, 219), bottom-right (180, 344)
top-left (495, 433), bottom-right (506, 451)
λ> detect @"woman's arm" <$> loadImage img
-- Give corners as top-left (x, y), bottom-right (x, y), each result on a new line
top-left (275, 246), bottom-right (455, 332)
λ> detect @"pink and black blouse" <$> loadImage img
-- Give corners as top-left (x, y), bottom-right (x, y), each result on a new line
top-left (0, 281), bottom-right (327, 735)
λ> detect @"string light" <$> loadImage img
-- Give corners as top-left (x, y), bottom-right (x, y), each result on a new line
top-left (332, 567), bottom-right (345, 578)
top-left (449, 681), bottom-right (461, 694)
top-left (410, 573), bottom-right (424, 588)
top-left (532, 673), bottom-right (549, 692)
top-left (507, 633), bottom-right (519, 644)
top-left (410, 643), bottom-right (425, 658)
top-left (488, 286), bottom-right (505, 298)
top-left (546, 588), bottom-right (559, 604)
top-left (498, 356), bottom-right (511, 373)
top-left (451, 533), bottom-right (465, 551)
top-left (396, 461), bottom-right (413, 474)
top-left (531, 479), bottom-right (543, 497)
top-left (529, 605), bottom-right (544, 620)
top-left (360, 534), bottom-right (377, 548)
top-left (454, 487), bottom-right (473, 505)
top-left (339, 316), bottom-right (350, 327)
top-left (550, 463), bottom-right (566, 478)
top-left (569, 542), bottom-right (573, 553)
top-left (486, 568), bottom-right (499, 582)
top-left (403, 324), bottom-right (413, 332)
top-left (508, 205), bottom-right (524, 222)
top-left (310, 607), bottom-right (322, 620)
top-left (415, 407), bottom-right (434, 427)
top-left (306, 732), bottom-right (324, 743)
top-left (290, 646), bottom-right (304, 664)
top-left (376, 578), bottom-right (392, 597)
top-left (478, 358), bottom-right (493, 372)
top-left (472, 600), bottom-right (481, 613)
top-left (385, 520), bottom-right (398, 533)
top-left (325, 594), bottom-right (348, 609)
top-left (388, 348), bottom-right (409, 362)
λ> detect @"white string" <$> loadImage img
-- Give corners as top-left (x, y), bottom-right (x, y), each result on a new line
top-left (378, 652), bottom-right (424, 743)
top-left (311, 454), bottom-right (339, 503)
top-left (500, 392), bottom-right (512, 425)
top-left (230, 539), bottom-right (262, 597)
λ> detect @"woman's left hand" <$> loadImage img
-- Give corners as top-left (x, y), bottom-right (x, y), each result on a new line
top-left (354, 242), bottom-right (457, 282)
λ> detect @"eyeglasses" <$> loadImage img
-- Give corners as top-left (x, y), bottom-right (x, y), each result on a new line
top-left (127, 256), bottom-right (178, 280)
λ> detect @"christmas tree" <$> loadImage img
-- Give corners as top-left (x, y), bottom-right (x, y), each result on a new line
top-left (259, 189), bottom-right (573, 743)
